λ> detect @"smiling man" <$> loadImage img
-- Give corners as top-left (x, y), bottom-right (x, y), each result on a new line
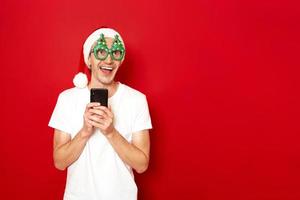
top-left (48, 28), bottom-right (152, 200)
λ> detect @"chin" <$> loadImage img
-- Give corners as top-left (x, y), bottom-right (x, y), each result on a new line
top-left (99, 77), bottom-right (114, 85)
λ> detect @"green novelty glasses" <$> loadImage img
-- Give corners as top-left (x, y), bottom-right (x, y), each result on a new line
top-left (93, 33), bottom-right (125, 61)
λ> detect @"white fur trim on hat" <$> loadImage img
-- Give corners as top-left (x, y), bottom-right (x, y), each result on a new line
top-left (83, 28), bottom-right (125, 68)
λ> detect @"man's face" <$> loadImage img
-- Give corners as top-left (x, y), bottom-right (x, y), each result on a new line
top-left (89, 37), bottom-right (123, 86)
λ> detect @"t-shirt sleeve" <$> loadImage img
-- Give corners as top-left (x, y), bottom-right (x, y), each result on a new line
top-left (48, 93), bottom-right (72, 135)
top-left (131, 95), bottom-right (152, 133)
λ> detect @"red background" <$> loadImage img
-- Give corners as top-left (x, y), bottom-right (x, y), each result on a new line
top-left (0, 0), bottom-right (300, 199)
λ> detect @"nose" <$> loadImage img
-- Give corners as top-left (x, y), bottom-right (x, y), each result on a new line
top-left (104, 53), bottom-right (113, 64)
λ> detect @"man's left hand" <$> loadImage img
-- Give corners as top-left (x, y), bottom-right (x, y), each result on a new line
top-left (89, 105), bottom-right (115, 137)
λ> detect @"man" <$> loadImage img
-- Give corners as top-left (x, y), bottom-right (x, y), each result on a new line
top-left (49, 27), bottom-right (152, 200)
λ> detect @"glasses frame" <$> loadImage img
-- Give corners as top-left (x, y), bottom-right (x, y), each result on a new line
top-left (91, 33), bottom-right (125, 61)
top-left (92, 47), bottom-right (125, 61)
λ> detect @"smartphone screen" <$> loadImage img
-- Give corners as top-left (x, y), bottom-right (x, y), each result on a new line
top-left (90, 88), bottom-right (108, 107)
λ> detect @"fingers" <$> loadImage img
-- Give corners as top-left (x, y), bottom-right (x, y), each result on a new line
top-left (89, 108), bottom-right (109, 119)
top-left (89, 114), bottom-right (105, 124)
top-left (88, 120), bottom-right (109, 131)
top-left (85, 118), bottom-right (96, 126)
top-left (84, 111), bottom-right (94, 126)
top-left (85, 103), bottom-right (107, 119)
top-left (84, 103), bottom-right (100, 126)
top-left (87, 114), bottom-right (112, 131)
top-left (86, 107), bottom-right (112, 124)
top-left (86, 102), bottom-right (101, 109)
top-left (93, 106), bottom-right (114, 118)
top-left (83, 103), bottom-right (114, 134)
top-left (88, 111), bottom-right (113, 126)
top-left (85, 103), bottom-right (112, 117)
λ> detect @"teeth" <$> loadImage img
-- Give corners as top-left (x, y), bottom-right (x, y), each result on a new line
top-left (100, 66), bottom-right (113, 71)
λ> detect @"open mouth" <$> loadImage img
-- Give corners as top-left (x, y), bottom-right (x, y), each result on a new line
top-left (99, 66), bottom-right (114, 74)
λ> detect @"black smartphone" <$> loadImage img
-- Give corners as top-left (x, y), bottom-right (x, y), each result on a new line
top-left (90, 88), bottom-right (108, 107)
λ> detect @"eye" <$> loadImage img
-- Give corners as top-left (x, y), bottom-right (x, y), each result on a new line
top-left (96, 49), bottom-right (108, 58)
top-left (112, 50), bottom-right (123, 59)
top-left (99, 49), bottom-right (106, 55)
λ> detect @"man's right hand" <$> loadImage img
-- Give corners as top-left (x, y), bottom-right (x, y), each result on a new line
top-left (81, 102), bottom-right (101, 138)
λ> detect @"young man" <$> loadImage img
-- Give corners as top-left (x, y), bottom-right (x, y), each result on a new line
top-left (49, 28), bottom-right (152, 200)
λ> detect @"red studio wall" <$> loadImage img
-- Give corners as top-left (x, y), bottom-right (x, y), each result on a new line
top-left (0, 0), bottom-right (299, 199)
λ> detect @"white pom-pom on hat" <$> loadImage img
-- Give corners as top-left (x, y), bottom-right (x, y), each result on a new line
top-left (73, 72), bottom-right (88, 88)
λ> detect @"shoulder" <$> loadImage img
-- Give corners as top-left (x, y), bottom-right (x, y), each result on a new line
top-left (121, 83), bottom-right (147, 101)
top-left (57, 87), bottom-right (86, 102)
top-left (119, 83), bottom-right (149, 111)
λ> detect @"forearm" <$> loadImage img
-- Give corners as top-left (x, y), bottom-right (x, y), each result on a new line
top-left (106, 129), bottom-right (149, 173)
top-left (54, 129), bottom-right (90, 170)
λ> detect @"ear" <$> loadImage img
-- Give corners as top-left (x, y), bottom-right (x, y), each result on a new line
top-left (88, 57), bottom-right (92, 68)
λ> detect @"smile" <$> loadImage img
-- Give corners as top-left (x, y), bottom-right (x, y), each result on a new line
top-left (99, 66), bottom-right (113, 71)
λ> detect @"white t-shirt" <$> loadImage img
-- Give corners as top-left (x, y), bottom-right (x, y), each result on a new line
top-left (48, 83), bottom-right (152, 200)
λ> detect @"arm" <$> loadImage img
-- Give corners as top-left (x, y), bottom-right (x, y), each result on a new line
top-left (88, 106), bottom-right (150, 173)
top-left (53, 129), bottom-right (90, 170)
top-left (106, 129), bottom-right (150, 174)
top-left (53, 102), bottom-right (100, 170)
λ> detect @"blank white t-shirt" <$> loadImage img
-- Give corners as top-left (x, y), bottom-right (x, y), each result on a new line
top-left (48, 83), bottom-right (152, 200)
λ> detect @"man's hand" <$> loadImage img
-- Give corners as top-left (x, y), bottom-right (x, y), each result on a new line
top-left (89, 105), bottom-right (115, 137)
top-left (82, 102), bottom-right (101, 137)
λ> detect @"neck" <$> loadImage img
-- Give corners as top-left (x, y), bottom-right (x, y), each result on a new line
top-left (88, 80), bottom-right (119, 98)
